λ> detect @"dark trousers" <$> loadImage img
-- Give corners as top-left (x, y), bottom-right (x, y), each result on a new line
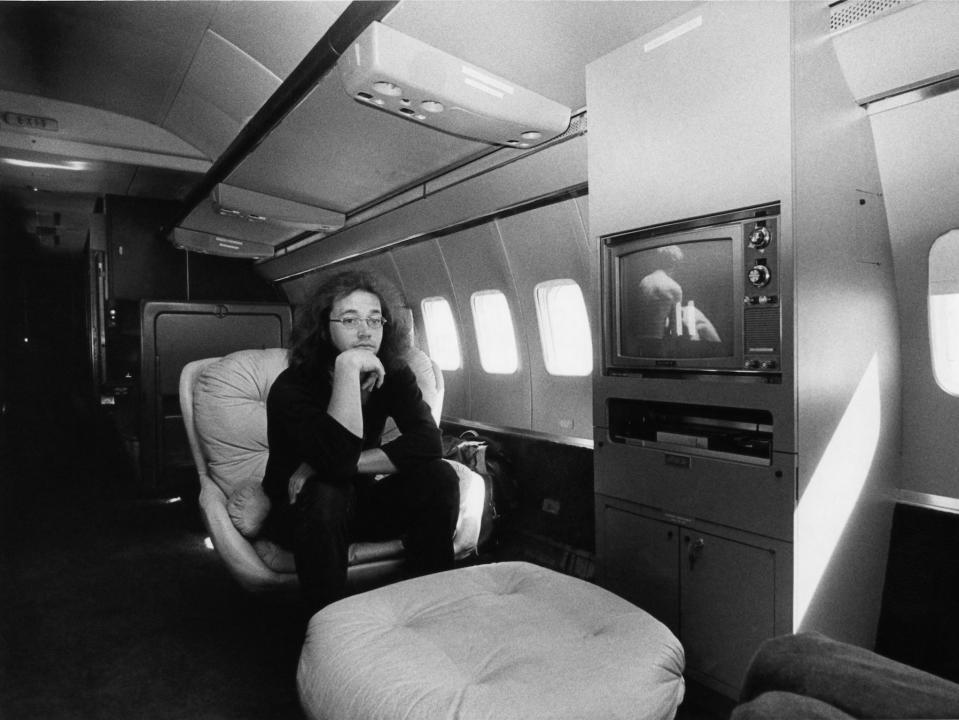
top-left (732, 632), bottom-right (959, 719)
top-left (267, 458), bottom-right (459, 615)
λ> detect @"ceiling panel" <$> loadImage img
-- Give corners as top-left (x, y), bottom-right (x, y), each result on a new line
top-left (0, 0), bottom-right (698, 258)
top-left (0, 1), bottom-right (214, 125)
top-left (226, 1), bottom-right (691, 219)
top-left (210, 1), bottom-right (350, 79)
top-left (162, 29), bottom-right (282, 159)
top-left (225, 77), bottom-right (490, 213)
top-left (385, 1), bottom-right (691, 111)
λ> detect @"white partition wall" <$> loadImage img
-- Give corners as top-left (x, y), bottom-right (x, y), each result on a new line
top-left (588, 1), bottom-right (900, 698)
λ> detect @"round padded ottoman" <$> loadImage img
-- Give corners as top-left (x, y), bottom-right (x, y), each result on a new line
top-left (297, 561), bottom-right (685, 720)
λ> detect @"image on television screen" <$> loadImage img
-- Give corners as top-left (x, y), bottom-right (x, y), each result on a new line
top-left (619, 238), bottom-right (735, 359)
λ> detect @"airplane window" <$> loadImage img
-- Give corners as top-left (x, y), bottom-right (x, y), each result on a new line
top-left (534, 279), bottom-right (593, 376)
top-left (470, 290), bottom-right (519, 374)
top-left (421, 296), bottom-right (462, 371)
top-left (929, 229), bottom-right (959, 395)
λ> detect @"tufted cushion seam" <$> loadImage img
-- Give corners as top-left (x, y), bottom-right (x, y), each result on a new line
top-left (192, 348), bottom-right (288, 495)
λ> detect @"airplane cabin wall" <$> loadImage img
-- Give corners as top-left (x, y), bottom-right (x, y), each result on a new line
top-left (390, 240), bottom-right (468, 418)
top-left (264, 138), bottom-right (593, 442)
top-left (495, 198), bottom-right (593, 438)
top-left (790, 0), bottom-right (901, 644)
top-left (825, 0), bottom-right (959, 505)
top-left (871, 90), bottom-right (959, 504)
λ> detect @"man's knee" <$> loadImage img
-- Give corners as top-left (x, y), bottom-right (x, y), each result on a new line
top-left (292, 478), bottom-right (350, 534)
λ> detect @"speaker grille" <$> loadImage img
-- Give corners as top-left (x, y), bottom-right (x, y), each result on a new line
top-left (744, 306), bottom-right (780, 352)
top-left (829, 0), bottom-right (912, 32)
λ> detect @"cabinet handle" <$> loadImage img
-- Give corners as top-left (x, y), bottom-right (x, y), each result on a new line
top-left (688, 537), bottom-right (705, 569)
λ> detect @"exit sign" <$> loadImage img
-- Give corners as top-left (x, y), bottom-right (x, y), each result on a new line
top-left (2, 111), bottom-right (59, 132)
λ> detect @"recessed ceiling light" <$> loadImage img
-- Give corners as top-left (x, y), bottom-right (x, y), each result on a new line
top-left (2, 158), bottom-right (90, 171)
top-left (373, 81), bottom-right (402, 96)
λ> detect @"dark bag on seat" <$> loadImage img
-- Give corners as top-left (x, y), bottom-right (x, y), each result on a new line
top-left (442, 430), bottom-right (515, 550)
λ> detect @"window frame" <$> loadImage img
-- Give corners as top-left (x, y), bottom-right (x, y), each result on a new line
top-left (533, 278), bottom-right (593, 377)
top-left (470, 289), bottom-right (519, 374)
top-left (929, 229), bottom-right (959, 396)
top-left (420, 295), bottom-right (462, 371)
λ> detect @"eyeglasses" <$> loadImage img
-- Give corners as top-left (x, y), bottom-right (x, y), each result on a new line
top-left (329, 316), bottom-right (387, 330)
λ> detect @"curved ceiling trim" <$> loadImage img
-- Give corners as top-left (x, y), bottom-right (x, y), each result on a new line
top-left (162, 0), bottom-right (399, 239)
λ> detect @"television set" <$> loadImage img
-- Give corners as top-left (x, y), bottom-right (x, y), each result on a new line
top-left (602, 203), bottom-right (782, 376)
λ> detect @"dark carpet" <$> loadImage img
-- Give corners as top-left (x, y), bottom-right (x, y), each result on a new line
top-left (0, 390), bottom-right (307, 720)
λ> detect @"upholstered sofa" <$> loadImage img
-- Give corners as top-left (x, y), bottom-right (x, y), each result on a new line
top-left (179, 347), bottom-right (486, 594)
top-left (732, 632), bottom-right (959, 719)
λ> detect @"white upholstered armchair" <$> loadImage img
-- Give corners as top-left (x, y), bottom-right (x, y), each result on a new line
top-left (179, 347), bottom-right (485, 594)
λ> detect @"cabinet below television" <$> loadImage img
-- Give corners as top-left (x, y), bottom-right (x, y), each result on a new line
top-left (596, 494), bottom-right (792, 698)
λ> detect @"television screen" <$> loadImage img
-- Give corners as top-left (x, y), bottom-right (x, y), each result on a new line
top-left (618, 238), bottom-right (735, 360)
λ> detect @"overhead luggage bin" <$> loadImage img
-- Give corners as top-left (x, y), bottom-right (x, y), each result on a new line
top-left (171, 184), bottom-right (346, 259)
top-left (339, 22), bottom-right (571, 148)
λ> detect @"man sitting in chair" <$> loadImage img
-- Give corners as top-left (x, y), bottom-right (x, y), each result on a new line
top-left (259, 270), bottom-right (460, 615)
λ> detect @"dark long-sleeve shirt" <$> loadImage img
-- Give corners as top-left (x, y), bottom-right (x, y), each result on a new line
top-left (261, 360), bottom-right (442, 503)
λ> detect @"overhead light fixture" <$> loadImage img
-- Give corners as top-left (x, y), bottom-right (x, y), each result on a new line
top-left (339, 22), bottom-right (571, 148)
top-left (212, 184), bottom-right (345, 232)
top-left (1, 158), bottom-right (90, 171)
top-left (172, 227), bottom-right (274, 260)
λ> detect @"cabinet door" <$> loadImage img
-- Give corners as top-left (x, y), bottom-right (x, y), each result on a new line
top-left (680, 529), bottom-right (777, 696)
top-left (602, 506), bottom-right (680, 633)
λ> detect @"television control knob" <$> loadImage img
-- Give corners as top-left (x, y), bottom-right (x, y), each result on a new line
top-left (744, 359), bottom-right (760, 370)
top-left (760, 360), bottom-right (778, 370)
top-left (749, 226), bottom-right (771, 249)
top-left (748, 264), bottom-right (771, 288)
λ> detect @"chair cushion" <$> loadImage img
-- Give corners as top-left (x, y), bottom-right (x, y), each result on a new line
top-left (297, 561), bottom-right (686, 720)
top-left (381, 347), bottom-right (439, 443)
top-left (227, 483), bottom-right (272, 538)
top-left (193, 348), bottom-right (289, 496)
top-left (253, 538), bottom-right (297, 573)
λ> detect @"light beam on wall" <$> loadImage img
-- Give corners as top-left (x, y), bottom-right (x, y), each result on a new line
top-left (794, 354), bottom-right (881, 628)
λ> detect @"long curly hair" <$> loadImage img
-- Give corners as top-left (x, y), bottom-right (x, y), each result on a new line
top-left (288, 269), bottom-right (411, 377)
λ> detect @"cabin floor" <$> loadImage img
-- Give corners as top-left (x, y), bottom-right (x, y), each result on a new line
top-left (0, 363), bottom-right (728, 720)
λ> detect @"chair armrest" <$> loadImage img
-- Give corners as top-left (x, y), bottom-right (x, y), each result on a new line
top-left (739, 632), bottom-right (959, 719)
top-left (197, 473), bottom-right (298, 594)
